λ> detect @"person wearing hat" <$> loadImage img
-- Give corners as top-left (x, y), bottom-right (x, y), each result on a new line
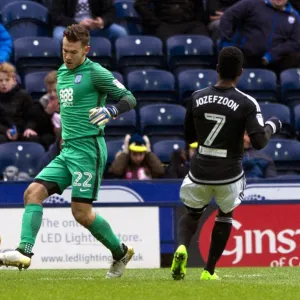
top-left (165, 142), bottom-right (198, 179)
top-left (108, 134), bottom-right (165, 180)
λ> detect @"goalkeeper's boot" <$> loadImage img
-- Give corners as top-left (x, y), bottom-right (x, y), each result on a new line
top-left (0, 249), bottom-right (32, 270)
top-left (200, 270), bottom-right (220, 280)
top-left (106, 244), bottom-right (134, 279)
top-left (171, 245), bottom-right (188, 280)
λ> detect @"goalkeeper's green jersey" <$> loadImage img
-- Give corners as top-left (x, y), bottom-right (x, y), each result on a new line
top-left (57, 58), bottom-right (135, 141)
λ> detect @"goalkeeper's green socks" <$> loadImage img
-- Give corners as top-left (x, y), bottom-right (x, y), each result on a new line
top-left (18, 204), bottom-right (43, 254)
top-left (88, 214), bottom-right (125, 259)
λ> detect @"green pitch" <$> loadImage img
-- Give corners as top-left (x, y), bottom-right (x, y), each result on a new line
top-left (1, 268), bottom-right (299, 300)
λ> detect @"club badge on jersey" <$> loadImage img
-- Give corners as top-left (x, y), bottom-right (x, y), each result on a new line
top-left (74, 74), bottom-right (83, 84)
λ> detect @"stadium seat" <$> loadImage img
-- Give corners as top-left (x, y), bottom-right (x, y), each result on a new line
top-left (115, 36), bottom-right (164, 72)
top-left (260, 139), bottom-right (300, 173)
top-left (237, 69), bottom-right (277, 102)
top-left (106, 139), bottom-right (124, 164)
top-left (260, 103), bottom-right (291, 124)
top-left (294, 104), bottom-right (300, 134)
top-left (127, 70), bottom-right (176, 105)
top-left (139, 104), bottom-right (186, 142)
top-left (166, 35), bottom-right (214, 72)
top-left (260, 103), bottom-right (293, 138)
top-left (0, 0), bottom-right (22, 19)
top-left (105, 109), bottom-right (137, 138)
top-left (112, 71), bottom-right (124, 84)
top-left (87, 37), bottom-right (112, 69)
top-left (280, 69), bottom-right (300, 106)
top-left (114, 1), bottom-right (142, 35)
top-left (152, 139), bottom-right (185, 163)
top-left (2, 1), bottom-right (49, 39)
top-left (0, 142), bottom-right (45, 177)
top-left (24, 71), bottom-right (48, 100)
top-left (14, 37), bottom-right (61, 77)
top-left (177, 69), bottom-right (218, 104)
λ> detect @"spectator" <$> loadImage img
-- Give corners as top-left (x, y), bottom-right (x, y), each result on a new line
top-left (220, 0), bottom-right (300, 72)
top-left (108, 134), bottom-right (165, 179)
top-left (205, 0), bottom-right (240, 42)
top-left (0, 63), bottom-right (38, 144)
top-left (0, 24), bottom-right (12, 63)
top-left (50, 0), bottom-right (128, 42)
top-left (39, 71), bottom-right (57, 109)
top-left (243, 131), bottom-right (277, 179)
top-left (38, 71), bottom-right (61, 139)
top-left (37, 134), bottom-right (63, 172)
top-left (28, 89), bottom-right (60, 150)
top-left (134, 0), bottom-right (208, 41)
top-left (165, 142), bottom-right (197, 178)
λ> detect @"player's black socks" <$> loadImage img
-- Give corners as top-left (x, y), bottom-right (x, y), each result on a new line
top-left (205, 214), bottom-right (232, 275)
top-left (177, 206), bottom-right (205, 248)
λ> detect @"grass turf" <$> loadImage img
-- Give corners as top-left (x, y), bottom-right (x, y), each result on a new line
top-left (1, 267), bottom-right (299, 300)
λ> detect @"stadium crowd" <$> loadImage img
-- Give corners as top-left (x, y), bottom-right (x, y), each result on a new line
top-left (0, 0), bottom-right (300, 180)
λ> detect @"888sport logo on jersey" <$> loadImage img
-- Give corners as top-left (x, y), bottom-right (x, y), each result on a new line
top-left (60, 88), bottom-right (74, 107)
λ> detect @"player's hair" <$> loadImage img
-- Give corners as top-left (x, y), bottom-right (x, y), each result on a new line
top-left (63, 24), bottom-right (90, 46)
top-left (218, 46), bottom-right (243, 80)
top-left (0, 62), bottom-right (16, 78)
top-left (44, 70), bottom-right (57, 85)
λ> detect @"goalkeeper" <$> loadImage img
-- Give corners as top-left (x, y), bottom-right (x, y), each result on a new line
top-left (0, 24), bottom-right (136, 278)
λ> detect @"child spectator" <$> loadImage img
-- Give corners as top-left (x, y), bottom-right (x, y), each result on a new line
top-left (108, 134), bottom-right (165, 179)
top-left (0, 63), bottom-right (37, 144)
top-left (28, 70), bottom-right (60, 150)
top-left (165, 142), bottom-right (197, 178)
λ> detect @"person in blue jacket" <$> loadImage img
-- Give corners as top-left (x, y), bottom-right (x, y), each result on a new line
top-left (219, 0), bottom-right (300, 72)
top-left (0, 24), bottom-right (12, 63)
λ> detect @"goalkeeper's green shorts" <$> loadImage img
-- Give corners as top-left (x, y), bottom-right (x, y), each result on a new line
top-left (35, 136), bottom-right (107, 201)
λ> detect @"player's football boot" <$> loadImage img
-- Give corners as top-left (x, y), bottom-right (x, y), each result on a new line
top-left (171, 245), bottom-right (188, 280)
top-left (200, 270), bottom-right (220, 280)
top-left (0, 249), bottom-right (32, 270)
top-left (105, 244), bottom-right (134, 279)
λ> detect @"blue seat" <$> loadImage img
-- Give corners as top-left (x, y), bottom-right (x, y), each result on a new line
top-left (260, 103), bottom-right (291, 124)
top-left (260, 139), bottom-right (300, 172)
top-left (14, 37), bottom-right (61, 76)
top-left (127, 70), bottom-right (176, 105)
top-left (280, 69), bottom-right (300, 105)
top-left (237, 69), bottom-right (277, 102)
top-left (114, 1), bottom-right (142, 35)
top-left (260, 103), bottom-right (293, 138)
top-left (293, 104), bottom-right (300, 134)
top-left (112, 71), bottom-right (124, 84)
top-left (105, 109), bottom-right (137, 138)
top-left (106, 139), bottom-right (124, 164)
top-left (87, 37), bottom-right (112, 69)
top-left (115, 36), bottom-right (164, 71)
top-left (0, 0), bottom-right (22, 18)
top-left (24, 71), bottom-right (48, 100)
top-left (139, 104), bottom-right (186, 141)
top-left (177, 69), bottom-right (218, 104)
top-left (152, 139), bottom-right (185, 163)
top-left (2, 1), bottom-right (49, 39)
top-left (166, 35), bottom-right (214, 71)
top-left (0, 142), bottom-right (45, 176)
